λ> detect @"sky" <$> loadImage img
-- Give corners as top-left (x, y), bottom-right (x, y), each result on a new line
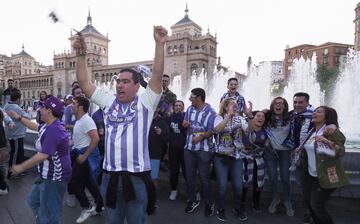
top-left (0, 0), bottom-right (358, 73)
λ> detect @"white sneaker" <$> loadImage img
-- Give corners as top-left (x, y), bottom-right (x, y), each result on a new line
top-left (0, 188), bottom-right (8, 195)
top-left (169, 190), bottom-right (178, 200)
top-left (66, 194), bottom-right (76, 207)
top-left (268, 198), bottom-right (280, 214)
top-left (284, 201), bottom-right (294, 217)
top-left (76, 205), bottom-right (96, 223)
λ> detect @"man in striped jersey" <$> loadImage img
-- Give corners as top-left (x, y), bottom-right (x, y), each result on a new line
top-left (74, 26), bottom-right (167, 224)
top-left (182, 88), bottom-right (217, 216)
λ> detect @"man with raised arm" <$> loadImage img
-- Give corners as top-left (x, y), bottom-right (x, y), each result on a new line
top-left (73, 26), bottom-right (167, 224)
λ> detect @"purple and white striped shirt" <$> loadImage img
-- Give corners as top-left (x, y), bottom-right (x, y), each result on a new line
top-left (91, 87), bottom-right (161, 173)
top-left (37, 120), bottom-right (72, 182)
top-left (184, 104), bottom-right (217, 152)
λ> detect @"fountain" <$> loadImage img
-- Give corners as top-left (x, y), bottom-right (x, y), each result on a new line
top-left (167, 52), bottom-right (359, 150)
top-left (333, 49), bottom-right (360, 145)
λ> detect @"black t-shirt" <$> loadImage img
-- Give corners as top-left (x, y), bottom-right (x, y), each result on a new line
top-left (149, 116), bottom-right (170, 159)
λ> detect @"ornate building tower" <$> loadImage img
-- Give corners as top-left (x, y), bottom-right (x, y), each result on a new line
top-left (164, 4), bottom-right (217, 93)
top-left (53, 10), bottom-right (110, 97)
top-left (355, 3), bottom-right (360, 51)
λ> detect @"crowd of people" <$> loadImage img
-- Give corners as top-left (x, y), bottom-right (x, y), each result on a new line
top-left (0, 25), bottom-right (349, 224)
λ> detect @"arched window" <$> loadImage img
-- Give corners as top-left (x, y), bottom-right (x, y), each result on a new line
top-left (167, 46), bottom-right (172, 54)
top-left (179, 44), bottom-right (184, 53)
top-left (201, 45), bottom-right (207, 52)
top-left (191, 63), bottom-right (198, 74)
top-left (173, 46), bottom-right (178, 53)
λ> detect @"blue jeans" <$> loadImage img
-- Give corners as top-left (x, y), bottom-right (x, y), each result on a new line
top-left (150, 159), bottom-right (160, 180)
top-left (100, 172), bottom-right (148, 224)
top-left (27, 178), bottom-right (67, 224)
top-left (264, 150), bottom-right (291, 202)
top-left (184, 150), bottom-right (213, 203)
top-left (214, 155), bottom-right (243, 209)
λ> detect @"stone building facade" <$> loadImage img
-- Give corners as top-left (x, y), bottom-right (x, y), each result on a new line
top-left (1, 7), bottom-right (220, 107)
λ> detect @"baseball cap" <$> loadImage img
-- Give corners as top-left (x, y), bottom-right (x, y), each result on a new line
top-left (65, 94), bottom-right (73, 101)
top-left (40, 95), bottom-right (64, 118)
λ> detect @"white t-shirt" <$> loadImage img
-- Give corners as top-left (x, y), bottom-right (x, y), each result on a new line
top-left (73, 113), bottom-right (97, 149)
top-left (304, 132), bottom-right (318, 177)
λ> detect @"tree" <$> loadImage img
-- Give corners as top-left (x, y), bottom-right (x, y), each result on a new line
top-left (316, 64), bottom-right (339, 105)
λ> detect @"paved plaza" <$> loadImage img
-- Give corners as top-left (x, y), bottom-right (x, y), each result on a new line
top-left (0, 169), bottom-right (359, 224)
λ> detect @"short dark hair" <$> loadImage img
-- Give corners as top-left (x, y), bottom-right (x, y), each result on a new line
top-left (74, 96), bottom-right (90, 113)
top-left (227, 78), bottom-right (238, 85)
top-left (10, 90), bottom-right (21, 101)
top-left (293, 92), bottom-right (310, 102)
top-left (119, 68), bottom-right (140, 84)
top-left (72, 81), bottom-right (79, 87)
top-left (316, 106), bottom-right (339, 128)
top-left (163, 74), bottom-right (170, 79)
top-left (191, 88), bottom-right (206, 102)
top-left (174, 100), bottom-right (184, 107)
top-left (8, 79), bottom-right (14, 82)
top-left (72, 86), bottom-right (82, 96)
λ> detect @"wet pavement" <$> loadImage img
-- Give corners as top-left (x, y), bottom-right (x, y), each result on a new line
top-left (0, 169), bottom-right (359, 224)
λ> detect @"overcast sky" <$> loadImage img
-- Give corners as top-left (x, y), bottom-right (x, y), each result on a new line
top-left (1, 0), bottom-right (358, 73)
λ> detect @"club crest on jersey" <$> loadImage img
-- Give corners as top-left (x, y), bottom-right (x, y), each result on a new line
top-left (130, 102), bottom-right (137, 111)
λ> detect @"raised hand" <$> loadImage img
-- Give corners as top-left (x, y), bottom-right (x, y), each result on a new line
top-left (72, 33), bottom-right (86, 56)
top-left (244, 101), bottom-right (253, 117)
top-left (153, 26), bottom-right (168, 44)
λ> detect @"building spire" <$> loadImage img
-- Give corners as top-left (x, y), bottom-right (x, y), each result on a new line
top-left (22, 43), bottom-right (24, 51)
top-left (185, 3), bottom-right (189, 17)
top-left (87, 8), bottom-right (92, 26)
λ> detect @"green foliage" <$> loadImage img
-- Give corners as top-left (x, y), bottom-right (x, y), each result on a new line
top-left (316, 64), bottom-right (338, 92)
top-left (316, 64), bottom-right (339, 104)
top-left (271, 79), bottom-right (287, 97)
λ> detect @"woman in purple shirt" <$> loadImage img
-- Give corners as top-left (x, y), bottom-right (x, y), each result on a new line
top-left (8, 95), bottom-right (71, 224)
top-left (240, 110), bottom-right (269, 213)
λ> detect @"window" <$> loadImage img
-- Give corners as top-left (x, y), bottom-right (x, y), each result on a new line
top-left (323, 48), bottom-right (328, 55)
top-left (323, 57), bottom-right (328, 65)
top-left (179, 45), bottom-right (184, 53)
top-left (335, 56), bottom-right (340, 65)
top-left (173, 46), bottom-right (178, 53)
top-left (190, 63), bottom-right (198, 74)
